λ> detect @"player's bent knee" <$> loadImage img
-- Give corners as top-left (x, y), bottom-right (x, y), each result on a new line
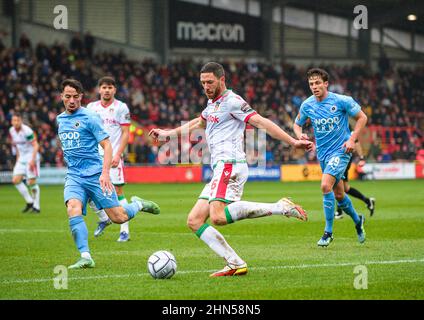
top-left (12, 176), bottom-right (22, 184)
top-left (209, 213), bottom-right (227, 226)
top-left (334, 192), bottom-right (344, 201)
top-left (321, 183), bottom-right (333, 194)
top-left (104, 212), bottom-right (125, 224)
top-left (187, 215), bottom-right (203, 231)
top-left (66, 199), bottom-right (83, 217)
top-left (113, 215), bottom-right (128, 224)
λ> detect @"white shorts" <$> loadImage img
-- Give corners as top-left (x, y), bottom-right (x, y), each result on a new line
top-left (13, 159), bottom-right (40, 180)
top-left (199, 161), bottom-right (248, 203)
top-left (110, 158), bottom-right (125, 185)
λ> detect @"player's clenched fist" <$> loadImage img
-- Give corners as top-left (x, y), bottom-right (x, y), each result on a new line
top-left (294, 139), bottom-right (314, 151)
top-left (148, 128), bottom-right (169, 142)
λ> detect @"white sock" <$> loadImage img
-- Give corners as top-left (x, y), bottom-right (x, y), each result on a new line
top-left (119, 198), bottom-right (129, 233)
top-left (226, 200), bottom-right (291, 222)
top-left (88, 200), bottom-right (109, 222)
top-left (29, 184), bottom-right (40, 210)
top-left (81, 252), bottom-right (92, 260)
top-left (15, 182), bottom-right (33, 204)
top-left (199, 225), bottom-right (244, 266)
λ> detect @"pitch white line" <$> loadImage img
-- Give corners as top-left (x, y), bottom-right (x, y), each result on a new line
top-left (1, 258), bottom-right (423, 285)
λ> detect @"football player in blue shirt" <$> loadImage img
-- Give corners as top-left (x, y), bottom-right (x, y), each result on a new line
top-left (293, 68), bottom-right (368, 247)
top-left (57, 79), bottom-right (160, 269)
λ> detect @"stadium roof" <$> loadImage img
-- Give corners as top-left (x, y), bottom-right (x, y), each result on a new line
top-left (280, 0), bottom-right (424, 35)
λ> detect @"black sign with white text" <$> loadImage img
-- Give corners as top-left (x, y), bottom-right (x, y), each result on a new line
top-left (169, 0), bottom-right (262, 50)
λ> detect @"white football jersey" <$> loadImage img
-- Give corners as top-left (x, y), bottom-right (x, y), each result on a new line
top-left (9, 124), bottom-right (39, 162)
top-left (86, 99), bottom-right (131, 156)
top-left (201, 89), bottom-right (257, 166)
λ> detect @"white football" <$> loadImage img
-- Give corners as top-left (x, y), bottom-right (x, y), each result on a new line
top-left (147, 250), bottom-right (177, 279)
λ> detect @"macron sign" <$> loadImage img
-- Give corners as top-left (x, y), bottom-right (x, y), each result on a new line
top-left (170, 1), bottom-right (262, 50)
top-left (177, 22), bottom-right (245, 43)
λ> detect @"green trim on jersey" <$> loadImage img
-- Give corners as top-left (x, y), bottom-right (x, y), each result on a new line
top-left (195, 223), bottom-right (210, 238)
top-left (26, 133), bottom-right (34, 141)
top-left (198, 196), bottom-right (209, 200)
top-left (209, 198), bottom-right (233, 204)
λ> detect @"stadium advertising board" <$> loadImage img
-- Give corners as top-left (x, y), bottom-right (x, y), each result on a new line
top-left (124, 166), bottom-right (202, 183)
top-left (169, 0), bottom-right (262, 50)
top-left (0, 171), bottom-right (12, 184)
top-left (202, 166), bottom-right (280, 182)
top-left (416, 163), bottom-right (424, 179)
top-left (0, 168), bottom-right (67, 185)
top-left (281, 164), bottom-right (323, 182)
top-left (362, 163), bottom-right (416, 180)
top-left (37, 167), bottom-right (67, 184)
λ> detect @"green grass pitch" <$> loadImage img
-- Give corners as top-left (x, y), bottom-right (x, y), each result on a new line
top-left (0, 180), bottom-right (423, 300)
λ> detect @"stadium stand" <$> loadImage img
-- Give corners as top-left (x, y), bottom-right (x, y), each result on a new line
top-left (0, 35), bottom-right (423, 170)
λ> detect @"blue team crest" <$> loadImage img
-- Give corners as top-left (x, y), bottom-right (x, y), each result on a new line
top-left (73, 121), bottom-right (81, 129)
top-left (330, 105), bottom-right (337, 113)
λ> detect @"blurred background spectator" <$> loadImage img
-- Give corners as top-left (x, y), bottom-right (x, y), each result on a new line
top-left (0, 38), bottom-right (423, 169)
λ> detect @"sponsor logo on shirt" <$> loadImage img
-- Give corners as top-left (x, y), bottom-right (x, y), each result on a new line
top-left (207, 114), bottom-right (220, 123)
top-left (59, 131), bottom-right (81, 150)
top-left (314, 116), bottom-right (340, 133)
top-left (103, 118), bottom-right (119, 125)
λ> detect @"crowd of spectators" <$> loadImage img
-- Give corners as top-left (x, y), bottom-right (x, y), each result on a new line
top-left (0, 34), bottom-right (423, 170)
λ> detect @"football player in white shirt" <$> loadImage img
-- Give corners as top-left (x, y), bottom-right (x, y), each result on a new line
top-left (149, 62), bottom-right (313, 277)
top-left (9, 113), bottom-right (41, 213)
top-left (87, 77), bottom-right (159, 242)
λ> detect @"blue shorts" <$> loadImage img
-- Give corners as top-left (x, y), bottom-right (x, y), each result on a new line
top-left (319, 152), bottom-right (352, 185)
top-left (64, 173), bottom-right (120, 215)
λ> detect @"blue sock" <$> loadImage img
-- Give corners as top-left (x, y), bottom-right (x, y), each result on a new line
top-left (123, 202), bottom-right (139, 220)
top-left (323, 192), bottom-right (335, 233)
top-left (338, 195), bottom-right (360, 224)
top-left (69, 216), bottom-right (89, 254)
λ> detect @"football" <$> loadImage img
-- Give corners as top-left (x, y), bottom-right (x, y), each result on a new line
top-left (147, 250), bottom-right (177, 279)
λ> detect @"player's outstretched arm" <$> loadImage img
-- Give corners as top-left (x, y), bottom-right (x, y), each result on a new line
top-left (248, 114), bottom-right (312, 150)
top-left (29, 135), bottom-right (39, 170)
top-left (112, 125), bottom-right (129, 167)
top-left (343, 110), bottom-right (368, 153)
top-left (293, 123), bottom-right (304, 140)
top-left (99, 138), bottom-right (114, 195)
top-left (149, 116), bottom-right (206, 141)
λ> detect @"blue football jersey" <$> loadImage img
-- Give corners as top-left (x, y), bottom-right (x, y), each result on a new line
top-left (57, 107), bottom-right (109, 177)
top-left (295, 92), bottom-right (361, 161)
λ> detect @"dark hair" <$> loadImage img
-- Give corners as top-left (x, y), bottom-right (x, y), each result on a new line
top-left (12, 112), bottom-right (22, 118)
top-left (61, 79), bottom-right (84, 93)
top-left (200, 62), bottom-right (225, 79)
top-left (98, 76), bottom-right (116, 87)
top-left (306, 68), bottom-right (329, 82)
